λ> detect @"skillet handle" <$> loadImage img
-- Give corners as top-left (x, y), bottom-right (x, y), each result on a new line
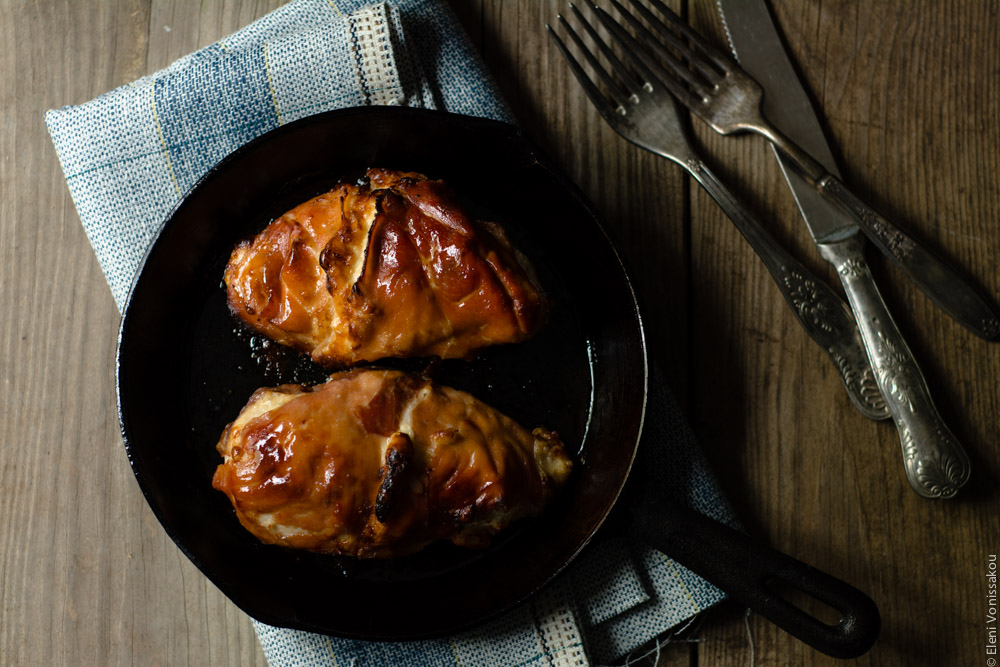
top-left (629, 502), bottom-right (880, 659)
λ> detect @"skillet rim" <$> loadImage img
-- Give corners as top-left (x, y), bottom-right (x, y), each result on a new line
top-left (115, 106), bottom-right (649, 639)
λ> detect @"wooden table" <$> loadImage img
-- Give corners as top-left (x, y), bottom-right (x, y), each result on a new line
top-left (2, 1), bottom-right (997, 665)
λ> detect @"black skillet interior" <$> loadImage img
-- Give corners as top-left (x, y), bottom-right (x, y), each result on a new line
top-left (117, 107), bottom-right (647, 639)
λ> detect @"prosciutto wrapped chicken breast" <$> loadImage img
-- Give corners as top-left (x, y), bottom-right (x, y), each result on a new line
top-left (224, 169), bottom-right (547, 367)
top-left (212, 369), bottom-right (572, 558)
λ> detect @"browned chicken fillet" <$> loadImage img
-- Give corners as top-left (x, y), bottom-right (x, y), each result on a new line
top-left (212, 369), bottom-right (572, 558)
top-left (223, 168), bottom-right (547, 367)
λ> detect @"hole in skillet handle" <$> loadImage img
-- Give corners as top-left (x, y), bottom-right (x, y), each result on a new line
top-left (762, 576), bottom-right (844, 627)
top-left (627, 499), bottom-right (881, 659)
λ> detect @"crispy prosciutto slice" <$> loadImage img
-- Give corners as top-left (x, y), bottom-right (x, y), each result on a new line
top-left (212, 369), bottom-right (572, 558)
top-left (224, 169), bottom-right (547, 366)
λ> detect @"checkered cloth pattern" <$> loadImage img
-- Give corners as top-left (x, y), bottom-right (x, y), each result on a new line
top-left (45, 1), bottom-right (737, 664)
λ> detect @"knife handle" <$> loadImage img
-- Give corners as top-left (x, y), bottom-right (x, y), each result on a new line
top-left (816, 176), bottom-right (1000, 341)
top-left (819, 235), bottom-right (972, 498)
top-left (688, 160), bottom-right (888, 420)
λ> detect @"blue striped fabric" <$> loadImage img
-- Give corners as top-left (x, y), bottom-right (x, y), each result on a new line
top-left (45, 1), bottom-right (736, 664)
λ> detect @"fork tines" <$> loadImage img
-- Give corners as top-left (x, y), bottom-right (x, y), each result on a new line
top-left (547, 1), bottom-right (736, 113)
top-left (547, 5), bottom-right (633, 114)
top-left (547, 6), bottom-right (630, 117)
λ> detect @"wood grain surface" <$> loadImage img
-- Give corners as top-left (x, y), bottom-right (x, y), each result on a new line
top-left (1, 1), bottom-right (997, 665)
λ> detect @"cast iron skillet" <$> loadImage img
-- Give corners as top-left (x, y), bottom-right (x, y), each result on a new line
top-left (117, 107), bottom-right (878, 658)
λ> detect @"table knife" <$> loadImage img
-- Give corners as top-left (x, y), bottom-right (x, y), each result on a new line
top-left (717, 0), bottom-right (971, 498)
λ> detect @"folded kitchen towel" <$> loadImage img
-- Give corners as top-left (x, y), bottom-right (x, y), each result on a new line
top-left (45, 1), bottom-right (737, 664)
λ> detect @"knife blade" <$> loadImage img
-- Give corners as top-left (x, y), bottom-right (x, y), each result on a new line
top-left (717, 0), bottom-right (847, 241)
top-left (717, 0), bottom-right (971, 498)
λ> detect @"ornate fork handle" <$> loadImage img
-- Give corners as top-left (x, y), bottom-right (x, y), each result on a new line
top-left (818, 177), bottom-right (1000, 340)
top-left (746, 110), bottom-right (1000, 342)
top-left (687, 158), bottom-right (888, 420)
top-left (819, 235), bottom-right (972, 498)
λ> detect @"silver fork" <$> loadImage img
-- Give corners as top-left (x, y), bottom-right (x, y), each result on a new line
top-left (606, 0), bottom-right (1000, 341)
top-left (547, 3), bottom-right (887, 420)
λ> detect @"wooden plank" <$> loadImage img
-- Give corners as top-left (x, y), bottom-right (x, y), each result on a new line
top-left (0, 0), bottom-right (269, 664)
top-left (477, 0), bottom-right (694, 397)
top-left (3, 0), bottom-right (997, 665)
top-left (461, 2), bottom-right (692, 665)
top-left (691, 1), bottom-right (1000, 665)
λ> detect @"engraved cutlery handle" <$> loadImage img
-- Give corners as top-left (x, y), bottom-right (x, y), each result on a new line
top-left (818, 176), bottom-right (1000, 341)
top-left (819, 235), bottom-right (971, 498)
top-left (689, 160), bottom-right (888, 420)
top-left (755, 123), bottom-right (1000, 342)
